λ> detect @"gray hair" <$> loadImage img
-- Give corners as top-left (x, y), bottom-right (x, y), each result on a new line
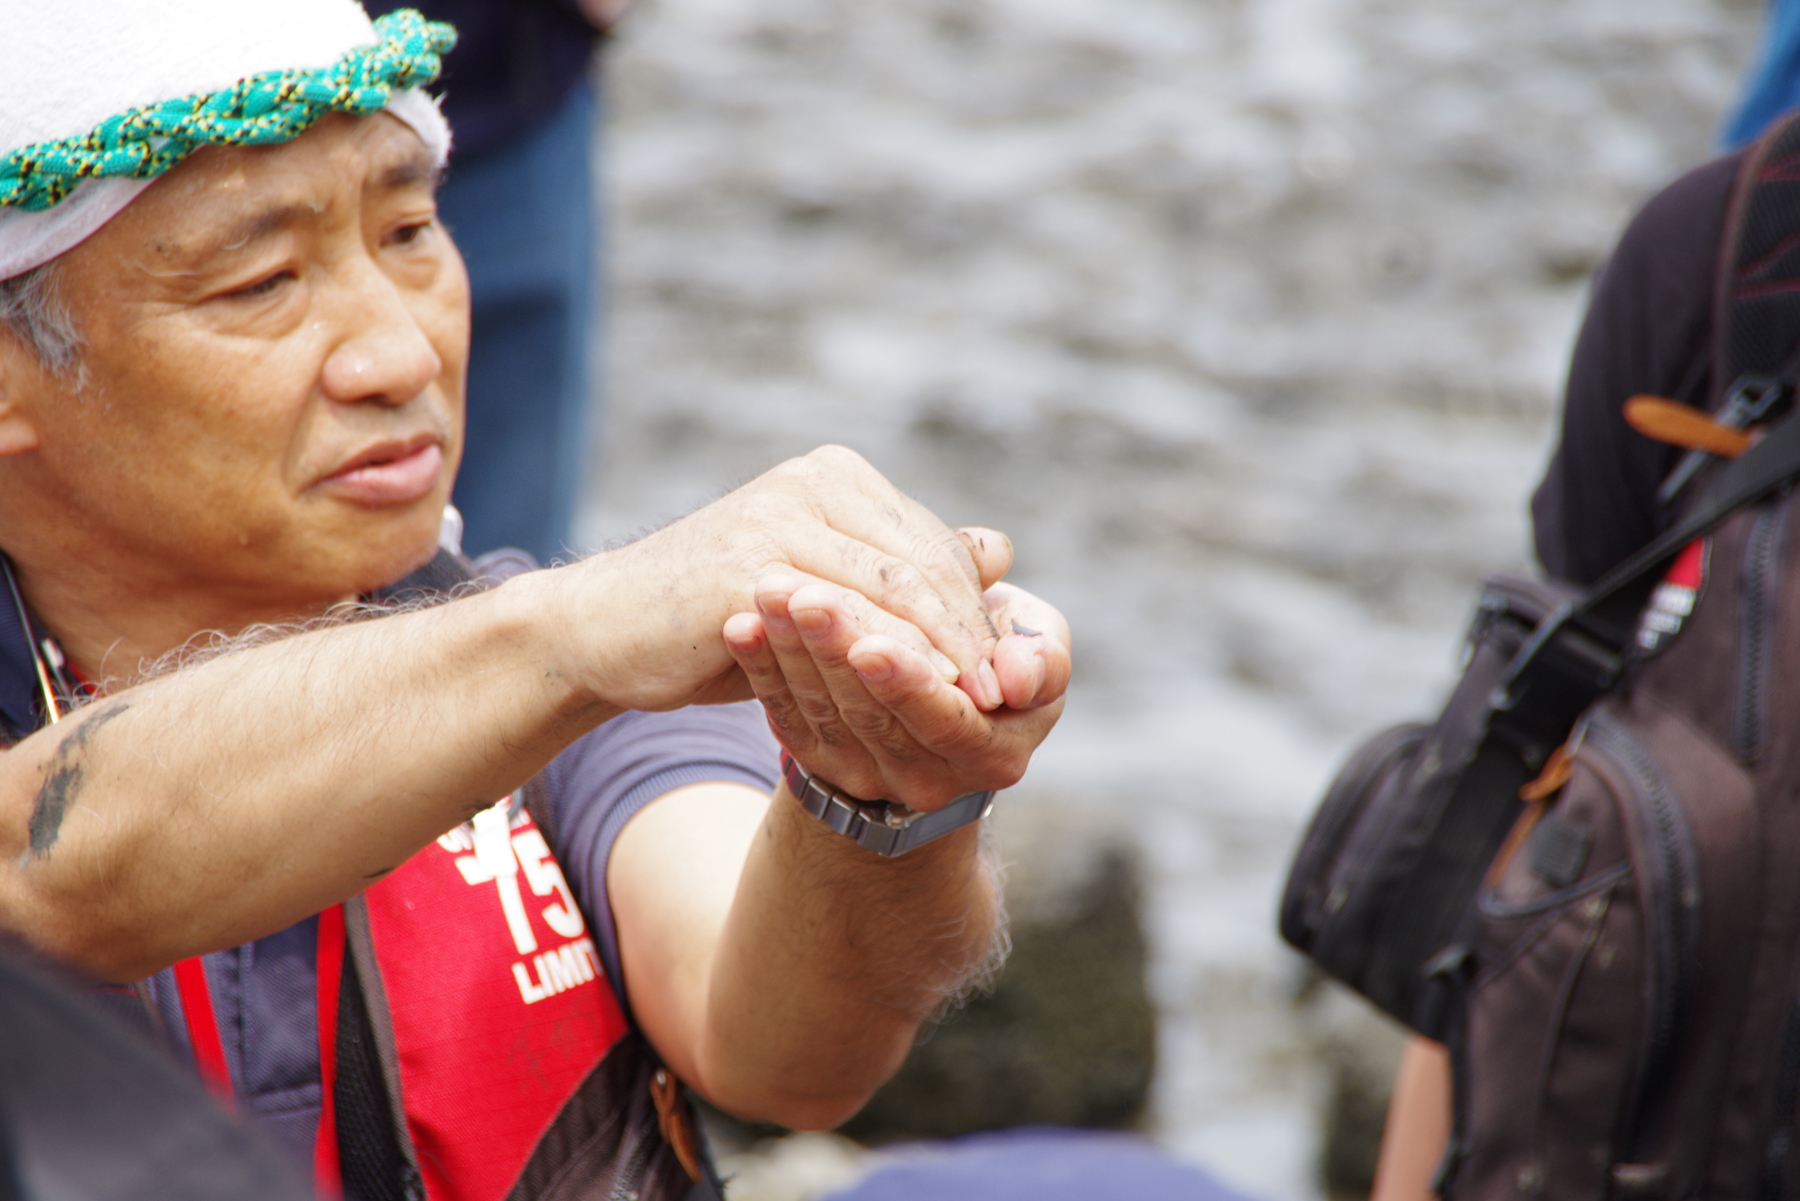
top-left (0, 263), bottom-right (82, 373)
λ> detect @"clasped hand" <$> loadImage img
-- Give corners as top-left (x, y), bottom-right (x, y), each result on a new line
top-left (723, 544), bottom-right (1070, 814)
top-left (567, 446), bottom-right (1070, 808)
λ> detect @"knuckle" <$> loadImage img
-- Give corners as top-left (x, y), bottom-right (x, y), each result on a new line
top-left (862, 556), bottom-right (936, 617)
top-left (808, 444), bottom-right (869, 474)
top-left (795, 693), bottom-right (841, 725)
top-left (841, 705), bottom-right (895, 741)
top-left (759, 696), bottom-right (800, 733)
top-left (874, 734), bottom-right (922, 765)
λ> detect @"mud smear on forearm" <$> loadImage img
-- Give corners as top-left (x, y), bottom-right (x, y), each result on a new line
top-left (28, 702), bottom-right (129, 859)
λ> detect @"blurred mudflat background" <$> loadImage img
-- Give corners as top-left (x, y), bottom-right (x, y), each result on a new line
top-left (577, 0), bottom-right (1760, 1196)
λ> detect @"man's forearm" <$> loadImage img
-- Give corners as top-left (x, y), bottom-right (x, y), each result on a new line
top-left (0, 572), bottom-right (613, 981)
top-left (700, 788), bottom-right (1000, 1128)
top-left (0, 446), bottom-right (1022, 984)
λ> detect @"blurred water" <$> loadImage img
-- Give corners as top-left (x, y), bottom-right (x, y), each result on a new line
top-left (583, 0), bottom-right (1760, 1196)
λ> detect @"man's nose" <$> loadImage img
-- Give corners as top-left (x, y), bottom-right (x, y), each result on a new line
top-left (319, 266), bottom-right (443, 407)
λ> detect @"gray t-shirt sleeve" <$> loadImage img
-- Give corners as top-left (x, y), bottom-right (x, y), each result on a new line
top-left (537, 701), bottom-right (781, 1016)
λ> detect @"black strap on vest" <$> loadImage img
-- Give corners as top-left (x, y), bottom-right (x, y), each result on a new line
top-left (335, 944), bottom-right (422, 1201)
top-left (335, 550), bottom-right (472, 1201)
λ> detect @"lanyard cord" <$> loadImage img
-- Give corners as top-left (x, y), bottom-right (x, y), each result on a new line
top-left (0, 554), bottom-right (65, 726)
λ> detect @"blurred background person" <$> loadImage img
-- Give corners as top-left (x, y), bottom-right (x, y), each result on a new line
top-left (1724, 0), bottom-right (1800, 149)
top-left (0, 937), bottom-right (315, 1201)
top-left (587, 1), bottom-right (1768, 1198)
top-left (365, 0), bottom-right (626, 562)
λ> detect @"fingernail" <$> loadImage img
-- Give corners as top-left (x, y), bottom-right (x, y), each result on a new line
top-left (929, 649), bottom-right (959, 682)
top-left (852, 651), bottom-right (895, 682)
top-left (1024, 651), bottom-right (1047, 707)
top-left (759, 596), bottom-right (794, 628)
top-left (978, 659), bottom-right (1003, 709)
top-left (1011, 619), bottom-right (1041, 637)
top-left (792, 607), bottom-right (832, 636)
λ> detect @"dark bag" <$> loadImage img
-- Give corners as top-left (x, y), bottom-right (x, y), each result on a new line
top-left (1277, 570), bottom-right (1576, 1035)
top-left (1282, 110), bottom-right (1800, 1199)
top-left (1279, 408), bottom-right (1800, 1037)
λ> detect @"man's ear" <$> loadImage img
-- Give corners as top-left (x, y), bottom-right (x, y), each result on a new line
top-left (0, 333), bottom-right (45, 457)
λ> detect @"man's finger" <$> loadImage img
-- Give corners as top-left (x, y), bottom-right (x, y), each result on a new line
top-left (754, 582), bottom-right (862, 752)
top-left (821, 586), bottom-right (960, 684)
top-left (982, 583), bottom-right (1072, 710)
top-left (956, 527), bottom-right (1013, 592)
top-left (782, 532), bottom-right (996, 692)
top-left (785, 585), bottom-right (934, 797)
top-left (753, 569), bottom-right (954, 679)
top-left (847, 635), bottom-right (1052, 804)
top-left (722, 612), bottom-right (820, 757)
top-left (768, 448), bottom-right (1001, 681)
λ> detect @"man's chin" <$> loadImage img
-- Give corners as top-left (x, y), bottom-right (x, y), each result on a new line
top-left (322, 509), bottom-right (450, 598)
top-left (357, 534), bottom-right (448, 596)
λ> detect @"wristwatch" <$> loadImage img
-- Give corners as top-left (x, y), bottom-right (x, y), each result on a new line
top-left (781, 753), bottom-right (996, 857)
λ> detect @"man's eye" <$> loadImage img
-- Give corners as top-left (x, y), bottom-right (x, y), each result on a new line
top-left (230, 271), bottom-right (294, 299)
top-left (389, 220), bottom-right (434, 247)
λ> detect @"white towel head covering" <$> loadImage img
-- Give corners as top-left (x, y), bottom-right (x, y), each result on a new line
top-left (0, 1), bottom-right (454, 280)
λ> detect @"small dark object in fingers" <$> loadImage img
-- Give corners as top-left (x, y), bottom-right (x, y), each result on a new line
top-left (1011, 620), bottom-right (1042, 637)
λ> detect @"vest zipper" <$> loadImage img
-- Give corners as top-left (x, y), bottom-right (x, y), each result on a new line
top-left (607, 1133), bottom-right (656, 1201)
top-left (1738, 502), bottom-right (1785, 762)
top-left (1585, 716), bottom-right (1701, 1155)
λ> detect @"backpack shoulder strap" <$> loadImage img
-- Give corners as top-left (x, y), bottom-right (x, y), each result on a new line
top-left (1563, 113), bottom-right (1800, 652)
top-left (1711, 107), bottom-right (1800, 415)
top-left (1656, 116), bottom-right (1800, 505)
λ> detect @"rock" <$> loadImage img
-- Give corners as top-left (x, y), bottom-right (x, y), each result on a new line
top-left (840, 836), bottom-right (1157, 1143)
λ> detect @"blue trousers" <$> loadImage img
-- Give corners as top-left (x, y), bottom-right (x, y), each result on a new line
top-left (439, 79), bottom-right (601, 562)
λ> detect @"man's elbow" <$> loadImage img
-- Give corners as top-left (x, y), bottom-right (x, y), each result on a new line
top-left (709, 1084), bottom-right (879, 1134)
top-left (687, 1035), bottom-right (914, 1133)
top-left (1, 893), bottom-right (169, 984)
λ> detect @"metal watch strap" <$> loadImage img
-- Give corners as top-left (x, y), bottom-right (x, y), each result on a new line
top-left (780, 754), bottom-right (995, 857)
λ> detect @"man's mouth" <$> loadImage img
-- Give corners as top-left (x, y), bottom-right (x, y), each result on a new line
top-left (319, 439), bottom-right (444, 507)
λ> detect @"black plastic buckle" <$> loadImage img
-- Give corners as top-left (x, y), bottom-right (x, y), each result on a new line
top-left (1488, 603), bottom-right (1621, 768)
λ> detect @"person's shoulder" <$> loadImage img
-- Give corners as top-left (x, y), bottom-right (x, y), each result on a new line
top-left (1608, 151), bottom-right (1743, 279)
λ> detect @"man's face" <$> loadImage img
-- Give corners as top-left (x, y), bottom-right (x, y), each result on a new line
top-left (0, 112), bottom-right (469, 611)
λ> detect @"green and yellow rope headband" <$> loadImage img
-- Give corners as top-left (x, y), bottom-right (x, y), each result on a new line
top-left (0, 10), bottom-right (455, 215)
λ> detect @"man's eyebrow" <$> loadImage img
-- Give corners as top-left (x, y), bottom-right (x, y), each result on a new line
top-left (169, 201), bottom-right (320, 262)
top-left (372, 154), bottom-right (443, 193)
top-left (163, 152), bottom-right (441, 264)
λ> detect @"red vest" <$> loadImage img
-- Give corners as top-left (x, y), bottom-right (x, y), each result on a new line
top-left (176, 795), bottom-right (709, 1201)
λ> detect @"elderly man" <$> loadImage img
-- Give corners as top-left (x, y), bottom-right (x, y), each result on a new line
top-left (0, 4), bottom-right (1070, 1200)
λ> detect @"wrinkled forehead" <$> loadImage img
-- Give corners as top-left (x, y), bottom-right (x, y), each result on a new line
top-left (118, 113), bottom-right (440, 270)
top-left (0, 4), bottom-right (453, 281)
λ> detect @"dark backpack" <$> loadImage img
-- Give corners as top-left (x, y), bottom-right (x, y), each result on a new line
top-left (1280, 111), bottom-right (1800, 1199)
